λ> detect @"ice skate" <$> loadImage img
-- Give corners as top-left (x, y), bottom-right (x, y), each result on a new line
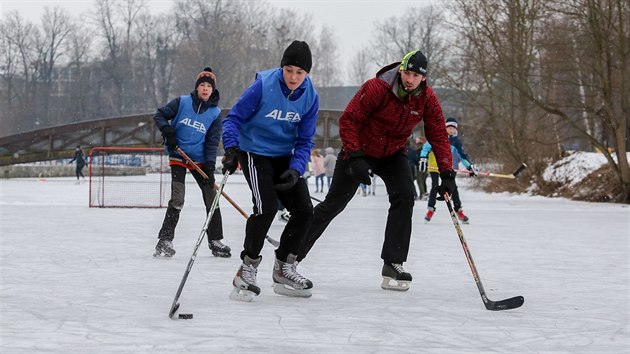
top-left (153, 239), bottom-right (176, 258)
top-left (278, 209), bottom-right (291, 223)
top-left (209, 239), bottom-right (231, 258)
top-left (456, 209), bottom-right (469, 224)
top-left (424, 208), bottom-right (435, 223)
top-left (381, 262), bottom-right (412, 291)
top-left (229, 255), bottom-right (261, 302)
top-left (272, 254), bottom-right (313, 298)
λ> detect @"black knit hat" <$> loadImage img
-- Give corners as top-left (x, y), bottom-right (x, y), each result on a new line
top-left (280, 41), bottom-right (312, 73)
top-left (399, 50), bottom-right (428, 76)
top-left (195, 67), bottom-right (216, 89)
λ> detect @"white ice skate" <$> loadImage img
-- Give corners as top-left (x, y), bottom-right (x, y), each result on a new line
top-left (272, 254), bottom-right (313, 298)
top-left (381, 262), bottom-right (412, 291)
top-left (229, 255), bottom-right (261, 302)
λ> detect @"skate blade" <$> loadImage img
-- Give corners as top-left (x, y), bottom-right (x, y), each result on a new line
top-left (229, 287), bottom-right (257, 302)
top-left (211, 251), bottom-right (232, 258)
top-left (381, 277), bottom-right (411, 292)
top-left (153, 252), bottom-right (174, 259)
top-left (273, 283), bottom-right (312, 298)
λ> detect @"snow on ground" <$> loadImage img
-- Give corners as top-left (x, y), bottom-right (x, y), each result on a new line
top-left (1, 174), bottom-right (628, 353)
top-left (542, 151), bottom-right (628, 186)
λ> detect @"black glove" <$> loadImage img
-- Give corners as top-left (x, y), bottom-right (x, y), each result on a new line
top-left (202, 163), bottom-right (215, 185)
top-left (419, 158), bottom-right (428, 173)
top-left (437, 170), bottom-right (457, 201)
top-left (467, 163), bottom-right (479, 177)
top-left (275, 169), bottom-right (300, 191)
top-left (161, 126), bottom-right (177, 149)
top-left (221, 147), bottom-right (239, 175)
top-left (347, 151), bottom-right (373, 185)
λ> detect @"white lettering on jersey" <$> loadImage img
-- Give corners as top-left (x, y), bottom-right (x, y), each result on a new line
top-left (265, 109), bottom-right (301, 123)
top-left (179, 117), bottom-right (207, 133)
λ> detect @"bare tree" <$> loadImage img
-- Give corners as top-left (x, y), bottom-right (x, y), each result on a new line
top-left (311, 25), bottom-right (340, 87)
top-left (347, 47), bottom-right (373, 86)
top-left (370, 5), bottom-right (448, 85)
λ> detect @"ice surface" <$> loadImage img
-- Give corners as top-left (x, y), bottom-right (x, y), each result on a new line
top-left (1, 175), bottom-right (628, 353)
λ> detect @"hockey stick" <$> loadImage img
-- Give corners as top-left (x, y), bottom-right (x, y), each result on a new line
top-left (217, 189), bottom-right (280, 247)
top-left (169, 172), bottom-right (229, 319)
top-left (429, 163), bottom-right (527, 179)
top-left (175, 147), bottom-right (278, 246)
top-left (310, 195), bottom-right (323, 203)
top-left (443, 192), bottom-right (524, 311)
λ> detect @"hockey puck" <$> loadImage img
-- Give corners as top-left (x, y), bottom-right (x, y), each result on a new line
top-left (178, 313), bottom-right (193, 319)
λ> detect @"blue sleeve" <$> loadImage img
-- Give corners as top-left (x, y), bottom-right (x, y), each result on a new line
top-left (204, 111), bottom-right (222, 168)
top-left (289, 95), bottom-right (319, 175)
top-left (450, 136), bottom-right (472, 168)
top-left (222, 79), bottom-right (263, 149)
top-left (419, 142), bottom-right (432, 158)
top-left (153, 97), bottom-right (181, 132)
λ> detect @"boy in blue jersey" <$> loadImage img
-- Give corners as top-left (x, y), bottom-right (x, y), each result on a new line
top-left (420, 117), bottom-right (479, 223)
top-left (222, 41), bottom-right (319, 301)
top-left (152, 67), bottom-right (230, 258)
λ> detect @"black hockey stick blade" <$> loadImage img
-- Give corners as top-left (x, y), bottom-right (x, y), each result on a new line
top-left (512, 163), bottom-right (528, 178)
top-left (265, 235), bottom-right (280, 247)
top-left (169, 302), bottom-right (180, 319)
top-left (484, 295), bottom-right (524, 311)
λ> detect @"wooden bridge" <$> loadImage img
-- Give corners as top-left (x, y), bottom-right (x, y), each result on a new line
top-left (0, 110), bottom-right (343, 166)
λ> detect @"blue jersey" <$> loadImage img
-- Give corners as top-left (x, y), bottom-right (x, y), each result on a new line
top-left (222, 68), bottom-right (319, 175)
top-left (169, 95), bottom-right (221, 163)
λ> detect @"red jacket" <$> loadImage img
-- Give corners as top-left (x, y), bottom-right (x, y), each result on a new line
top-left (339, 63), bottom-right (453, 173)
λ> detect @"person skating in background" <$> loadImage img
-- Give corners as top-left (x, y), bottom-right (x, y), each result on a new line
top-left (222, 40), bottom-right (319, 301)
top-left (420, 117), bottom-right (478, 224)
top-left (152, 67), bottom-right (231, 258)
top-left (68, 146), bottom-right (87, 184)
top-left (311, 149), bottom-right (326, 193)
top-left (415, 136), bottom-right (428, 199)
top-left (323, 147), bottom-right (336, 191)
top-left (297, 50), bottom-right (456, 291)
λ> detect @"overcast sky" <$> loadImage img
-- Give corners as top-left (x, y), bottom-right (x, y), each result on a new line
top-left (1, 0), bottom-right (435, 83)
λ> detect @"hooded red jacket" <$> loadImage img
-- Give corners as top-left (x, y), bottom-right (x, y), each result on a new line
top-left (339, 63), bottom-right (453, 173)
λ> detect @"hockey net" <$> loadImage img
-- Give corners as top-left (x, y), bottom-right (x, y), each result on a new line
top-left (89, 147), bottom-right (168, 208)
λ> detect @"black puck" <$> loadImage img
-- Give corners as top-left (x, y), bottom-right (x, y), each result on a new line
top-left (178, 313), bottom-right (193, 319)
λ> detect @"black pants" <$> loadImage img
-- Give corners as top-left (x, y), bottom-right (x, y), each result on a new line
top-left (158, 164), bottom-right (223, 242)
top-left (76, 163), bottom-right (85, 179)
top-left (427, 172), bottom-right (462, 211)
top-left (238, 151), bottom-right (313, 262)
top-left (299, 151), bottom-right (415, 264)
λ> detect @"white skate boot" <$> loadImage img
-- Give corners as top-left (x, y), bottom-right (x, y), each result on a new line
top-left (230, 255), bottom-right (261, 302)
top-left (272, 254), bottom-right (313, 298)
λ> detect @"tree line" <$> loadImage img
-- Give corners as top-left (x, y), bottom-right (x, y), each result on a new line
top-left (1, 0), bottom-right (628, 201)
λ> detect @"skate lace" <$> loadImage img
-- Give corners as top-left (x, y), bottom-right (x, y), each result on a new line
top-left (282, 262), bottom-right (308, 284)
top-left (392, 263), bottom-right (406, 274)
top-left (211, 240), bottom-right (226, 250)
top-left (241, 263), bottom-right (258, 284)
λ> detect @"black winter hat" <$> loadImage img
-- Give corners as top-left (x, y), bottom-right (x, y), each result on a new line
top-left (399, 50), bottom-right (428, 76)
top-left (280, 41), bottom-right (312, 73)
top-left (195, 67), bottom-right (216, 90)
top-left (445, 117), bottom-right (458, 128)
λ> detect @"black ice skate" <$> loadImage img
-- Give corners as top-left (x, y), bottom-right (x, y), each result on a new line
top-left (209, 240), bottom-right (231, 258)
top-left (230, 255), bottom-right (261, 302)
top-left (381, 262), bottom-right (412, 291)
top-left (272, 253), bottom-right (313, 298)
top-left (153, 239), bottom-right (176, 258)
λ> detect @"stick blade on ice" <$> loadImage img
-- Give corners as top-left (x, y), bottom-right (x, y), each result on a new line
top-left (485, 295), bottom-right (524, 311)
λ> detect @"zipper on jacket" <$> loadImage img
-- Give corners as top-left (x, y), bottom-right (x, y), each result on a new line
top-left (287, 90), bottom-right (294, 99)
